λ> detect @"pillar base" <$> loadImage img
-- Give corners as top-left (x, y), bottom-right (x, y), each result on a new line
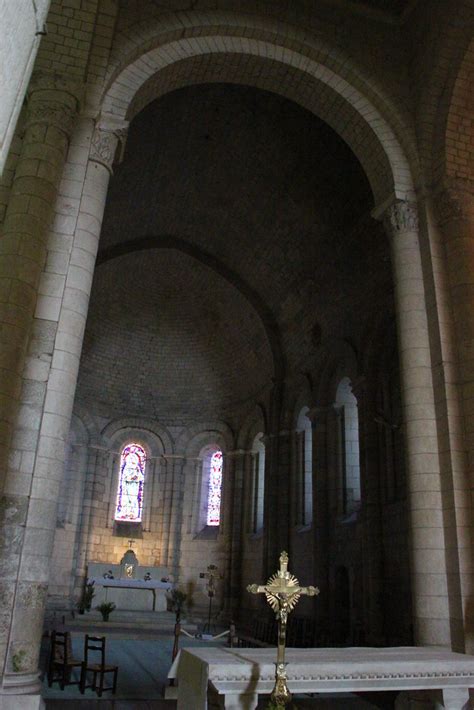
top-left (0, 696), bottom-right (44, 710)
top-left (1, 671), bottom-right (44, 709)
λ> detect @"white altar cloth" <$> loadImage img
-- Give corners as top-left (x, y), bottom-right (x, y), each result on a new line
top-left (170, 646), bottom-right (474, 709)
top-left (89, 577), bottom-right (172, 612)
top-left (88, 578), bottom-right (172, 590)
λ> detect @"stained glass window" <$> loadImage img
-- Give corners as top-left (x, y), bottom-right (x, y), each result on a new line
top-left (114, 443), bottom-right (146, 522)
top-left (206, 450), bottom-right (223, 526)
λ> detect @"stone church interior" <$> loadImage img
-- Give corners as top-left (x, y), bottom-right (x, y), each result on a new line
top-left (0, 0), bottom-right (473, 708)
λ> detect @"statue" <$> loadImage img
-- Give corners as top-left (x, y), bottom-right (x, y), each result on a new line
top-left (120, 544), bottom-right (139, 580)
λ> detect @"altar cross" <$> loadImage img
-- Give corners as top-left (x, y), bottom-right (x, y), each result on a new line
top-left (128, 539), bottom-right (135, 549)
top-left (199, 564), bottom-right (223, 633)
top-left (247, 551), bottom-right (319, 706)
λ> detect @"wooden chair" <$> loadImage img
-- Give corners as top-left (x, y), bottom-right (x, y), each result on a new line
top-left (47, 630), bottom-right (83, 690)
top-left (80, 634), bottom-right (118, 697)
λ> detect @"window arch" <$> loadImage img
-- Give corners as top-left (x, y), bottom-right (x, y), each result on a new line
top-left (251, 433), bottom-right (265, 533)
top-left (114, 443), bottom-right (147, 522)
top-left (335, 377), bottom-right (361, 515)
top-left (296, 406), bottom-right (313, 526)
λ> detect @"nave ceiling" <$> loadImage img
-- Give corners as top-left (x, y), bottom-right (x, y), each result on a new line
top-left (77, 83), bottom-right (395, 423)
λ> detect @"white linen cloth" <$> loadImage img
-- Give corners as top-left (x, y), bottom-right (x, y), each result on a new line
top-left (88, 577), bottom-right (172, 590)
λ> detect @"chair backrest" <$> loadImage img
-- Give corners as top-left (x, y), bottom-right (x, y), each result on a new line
top-left (84, 634), bottom-right (106, 667)
top-left (51, 630), bottom-right (73, 664)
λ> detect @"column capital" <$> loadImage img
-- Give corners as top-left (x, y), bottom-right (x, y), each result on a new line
top-left (25, 93), bottom-right (77, 138)
top-left (382, 200), bottom-right (419, 236)
top-left (25, 72), bottom-right (83, 137)
top-left (89, 117), bottom-right (129, 174)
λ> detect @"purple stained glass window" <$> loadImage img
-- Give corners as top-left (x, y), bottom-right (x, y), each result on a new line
top-left (207, 450), bottom-right (223, 526)
top-left (115, 443), bottom-right (146, 522)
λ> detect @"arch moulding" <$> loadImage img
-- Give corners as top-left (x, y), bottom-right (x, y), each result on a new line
top-left (96, 10), bottom-right (418, 210)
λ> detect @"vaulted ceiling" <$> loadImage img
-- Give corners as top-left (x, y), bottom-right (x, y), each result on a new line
top-left (76, 83), bottom-right (393, 424)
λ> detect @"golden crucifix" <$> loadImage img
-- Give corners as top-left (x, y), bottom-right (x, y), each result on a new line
top-left (247, 551), bottom-right (319, 706)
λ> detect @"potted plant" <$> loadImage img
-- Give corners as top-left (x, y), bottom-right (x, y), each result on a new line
top-left (77, 581), bottom-right (95, 614)
top-left (167, 588), bottom-right (187, 623)
top-left (96, 601), bottom-right (116, 622)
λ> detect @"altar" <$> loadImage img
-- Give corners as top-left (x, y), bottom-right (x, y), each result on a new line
top-left (87, 556), bottom-right (172, 612)
top-left (170, 646), bottom-right (474, 709)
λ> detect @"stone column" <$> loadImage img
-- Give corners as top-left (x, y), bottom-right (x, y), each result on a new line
top-left (434, 181), bottom-right (474, 650)
top-left (263, 381), bottom-right (285, 577)
top-left (352, 376), bottom-right (385, 645)
top-left (0, 117), bottom-right (126, 705)
top-left (224, 450), bottom-right (247, 618)
top-left (0, 83), bottom-right (78, 493)
top-left (307, 406), bottom-right (331, 640)
top-left (164, 455), bottom-right (186, 578)
top-left (382, 200), bottom-right (451, 646)
top-left (0, 83), bottom-right (79, 706)
top-left (263, 428), bottom-right (291, 578)
top-left (73, 446), bottom-right (104, 598)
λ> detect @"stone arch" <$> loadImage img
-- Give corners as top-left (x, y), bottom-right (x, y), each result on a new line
top-left (317, 339), bottom-right (360, 408)
top-left (70, 402), bottom-right (100, 447)
top-left (97, 236), bottom-right (284, 380)
top-left (238, 404), bottom-right (267, 451)
top-left (291, 379), bottom-right (313, 429)
top-left (68, 411), bottom-right (90, 448)
top-left (98, 420), bottom-right (170, 536)
top-left (98, 11), bottom-right (417, 208)
top-left (176, 420), bottom-right (235, 458)
top-left (101, 417), bottom-right (173, 456)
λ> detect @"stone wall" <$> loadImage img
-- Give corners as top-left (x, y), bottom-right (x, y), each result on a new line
top-left (0, 1), bottom-right (473, 704)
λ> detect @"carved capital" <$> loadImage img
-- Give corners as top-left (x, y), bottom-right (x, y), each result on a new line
top-left (383, 200), bottom-right (419, 237)
top-left (25, 73), bottom-right (82, 137)
top-left (25, 98), bottom-right (76, 137)
top-left (89, 120), bottom-right (129, 174)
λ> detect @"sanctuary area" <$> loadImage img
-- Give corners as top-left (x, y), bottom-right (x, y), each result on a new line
top-left (0, 0), bottom-right (473, 708)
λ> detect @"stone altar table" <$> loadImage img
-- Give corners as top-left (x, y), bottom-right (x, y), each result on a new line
top-left (89, 577), bottom-right (172, 611)
top-left (170, 646), bottom-right (474, 709)
top-left (87, 561), bottom-right (171, 612)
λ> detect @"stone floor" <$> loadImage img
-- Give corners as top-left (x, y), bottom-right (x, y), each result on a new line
top-left (41, 614), bottom-right (394, 708)
top-left (45, 703), bottom-right (174, 709)
top-left (45, 698), bottom-right (388, 709)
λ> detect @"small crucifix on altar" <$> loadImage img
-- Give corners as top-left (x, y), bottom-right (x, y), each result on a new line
top-left (247, 551), bottom-right (319, 707)
top-left (128, 539), bottom-right (135, 549)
